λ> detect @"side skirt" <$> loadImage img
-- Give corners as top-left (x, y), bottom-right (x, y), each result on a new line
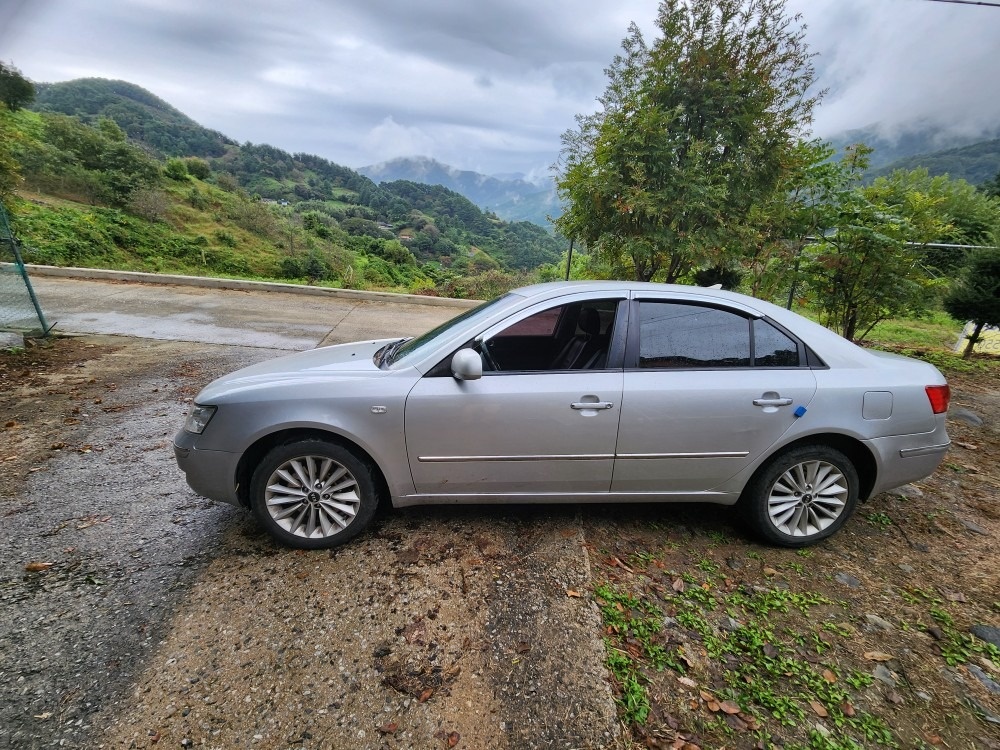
top-left (391, 490), bottom-right (739, 508)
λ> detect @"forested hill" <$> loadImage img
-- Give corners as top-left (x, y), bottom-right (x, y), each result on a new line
top-left (32, 78), bottom-right (234, 158)
top-left (866, 139), bottom-right (1000, 186)
top-left (10, 75), bottom-right (564, 292)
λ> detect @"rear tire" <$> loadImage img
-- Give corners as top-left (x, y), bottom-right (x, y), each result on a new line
top-left (249, 440), bottom-right (378, 549)
top-left (742, 446), bottom-right (859, 547)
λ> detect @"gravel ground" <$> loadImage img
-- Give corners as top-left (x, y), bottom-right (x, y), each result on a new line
top-left (1, 336), bottom-right (624, 750)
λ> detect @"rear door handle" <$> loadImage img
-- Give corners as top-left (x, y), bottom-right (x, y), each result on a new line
top-left (571, 401), bottom-right (614, 410)
top-left (753, 397), bottom-right (793, 407)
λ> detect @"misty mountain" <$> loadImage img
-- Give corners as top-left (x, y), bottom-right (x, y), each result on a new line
top-left (826, 123), bottom-right (1000, 173)
top-left (866, 139), bottom-right (1000, 187)
top-left (359, 157), bottom-right (560, 227)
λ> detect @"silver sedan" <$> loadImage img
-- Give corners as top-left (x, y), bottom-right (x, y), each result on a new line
top-left (174, 281), bottom-right (951, 549)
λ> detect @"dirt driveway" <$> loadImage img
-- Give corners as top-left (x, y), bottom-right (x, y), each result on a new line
top-left (1, 335), bottom-right (622, 750)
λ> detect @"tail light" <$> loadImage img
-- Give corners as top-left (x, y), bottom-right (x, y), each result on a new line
top-left (925, 385), bottom-right (950, 415)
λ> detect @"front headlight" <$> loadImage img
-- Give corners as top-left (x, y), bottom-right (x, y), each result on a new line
top-left (184, 404), bottom-right (217, 434)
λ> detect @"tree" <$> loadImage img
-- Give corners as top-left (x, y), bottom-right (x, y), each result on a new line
top-left (163, 157), bottom-right (189, 181)
top-left (980, 169), bottom-right (1000, 199)
top-left (0, 62), bottom-right (35, 111)
top-left (802, 151), bottom-right (951, 342)
top-left (555, 0), bottom-right (820, 282)
top-left (868, 168), bottom-right (1000, 275)
top-left (944, 251), bottom-right (1000, 358)
top-left (184, 157), bottom-right (211, 180)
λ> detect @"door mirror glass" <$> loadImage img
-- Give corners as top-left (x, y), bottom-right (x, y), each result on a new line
top-left (451, 348), bottom-right (482, 381)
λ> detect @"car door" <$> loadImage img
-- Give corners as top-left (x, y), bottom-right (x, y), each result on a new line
top-left (612, 298), bottom-right (817, 494)
top-left (404, 295), bottom-right (627, 497)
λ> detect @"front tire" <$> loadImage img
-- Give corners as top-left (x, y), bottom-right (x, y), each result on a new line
top-left (742, 446), bottom-right (859, 547)
top-left (249, 440), bottom-right (378, 549)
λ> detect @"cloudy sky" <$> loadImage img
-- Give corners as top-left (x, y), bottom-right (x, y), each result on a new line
top-left (2, 0), bottom-right (998, 179)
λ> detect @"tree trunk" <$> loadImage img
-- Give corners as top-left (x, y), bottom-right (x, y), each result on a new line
top-left (963, 321), bottom-right (985, 359)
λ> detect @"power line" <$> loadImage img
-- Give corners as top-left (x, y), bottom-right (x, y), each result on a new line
top-left (916, 0), bottom-right (1000, 7)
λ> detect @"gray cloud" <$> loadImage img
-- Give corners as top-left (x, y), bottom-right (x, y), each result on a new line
top-left (3, 0), bottom-right (998, 177)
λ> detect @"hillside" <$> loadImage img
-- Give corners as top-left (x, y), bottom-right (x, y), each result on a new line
top-left (32, 78), bottom-right (233, 158)
top-left (866, 138), bottom-right (1000, 186)
top-left (359, 156), bottom-right (561, 227)
top-left (6, 77), bottom-right (564, 297)
top-left (826, 123), bottom-right (1000, 172)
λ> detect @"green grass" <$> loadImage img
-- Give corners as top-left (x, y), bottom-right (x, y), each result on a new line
top-left (866, 311), bottom-right (963, 350)
top-left (595, 550), bottom-right (900, 748)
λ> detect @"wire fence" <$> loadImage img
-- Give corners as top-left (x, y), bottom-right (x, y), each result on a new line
top-left (1, 202), bottom-right (51, 335)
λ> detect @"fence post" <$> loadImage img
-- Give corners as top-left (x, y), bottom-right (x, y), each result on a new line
top-left (0, 201), bottom-right (53, 336)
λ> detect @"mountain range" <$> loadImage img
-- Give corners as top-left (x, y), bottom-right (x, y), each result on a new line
top-left (359, 157), bottom-right (560, 227)
top-left (27, 77), bottom-right (1000, 230)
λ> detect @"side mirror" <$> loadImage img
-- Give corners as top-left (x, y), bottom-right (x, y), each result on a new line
top-left (451, 348), bottom-right (483, 381)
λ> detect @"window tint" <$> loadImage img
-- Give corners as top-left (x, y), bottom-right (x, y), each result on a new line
top-left (483, 299), bottom-right (618, 372)
top-left (498, 306), bottom-right (561, 337)
top-left (638, 302), bottom-right (750, 368)
top-left (753, 320), bottom-right (800, 367)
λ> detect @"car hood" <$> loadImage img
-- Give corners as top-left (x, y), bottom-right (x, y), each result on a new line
top-left (195, 338), bottom-right (396, 402)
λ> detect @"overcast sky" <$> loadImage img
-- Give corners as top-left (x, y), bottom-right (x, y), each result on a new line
top-left (2, 0), bottom-right (998, 179)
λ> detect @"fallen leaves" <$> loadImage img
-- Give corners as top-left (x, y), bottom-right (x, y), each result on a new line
top-left (25, 561), bottom-right (54, 572)
top-left (864, 651), bottom-right (894, 662)
top-left (809, 700), bottom-right (829, 717)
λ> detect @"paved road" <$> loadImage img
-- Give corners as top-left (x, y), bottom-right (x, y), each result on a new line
top-left (31, 275), bottom-right (469, 350)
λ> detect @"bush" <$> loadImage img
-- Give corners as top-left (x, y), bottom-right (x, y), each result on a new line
top-left (214, 229), bottom-right (237, 247)
top-left (163, 158), bottom-right (189, 181)
top-left (184, 157), bottom-right (211, 180)
top-left (128, 188), bottom-right (169, 221)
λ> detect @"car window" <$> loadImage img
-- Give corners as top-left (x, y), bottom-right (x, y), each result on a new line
top-left (388, 293), bottom-right (517, 368)
top-left (496, 306), bottom-right (562, 336)
top-left (483, 298), bottom-right (619, 372)
top-left (637, 301), bottom-right (750, 368)
top-left (753, 319), bottom-right (800, 367)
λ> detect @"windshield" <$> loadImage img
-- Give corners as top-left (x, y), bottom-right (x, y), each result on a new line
top-left (386, 293), bottom-right (518, 368)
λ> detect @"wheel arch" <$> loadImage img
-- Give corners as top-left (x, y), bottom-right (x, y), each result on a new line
top-left (743, 433), bottom-right (878, 504)
top-left (235, 428), bottom-right (391, 510)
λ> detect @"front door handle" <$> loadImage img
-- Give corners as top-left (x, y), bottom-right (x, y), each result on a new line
top-left (571, 401), bottom-right (614, 410)
top-left (753, 397), bottom-right (793, 407)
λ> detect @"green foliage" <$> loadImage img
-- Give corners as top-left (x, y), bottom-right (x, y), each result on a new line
top-left (32, 78), bottom-right (232, 157)
top-left (800, 151), bottom-right (965, 341)
top-left (163, 157), bottom-right (189, 181)
top-left (435, 269), bottom-right (534, 300)
top-left (14, 111), bottom-right (161, 207)
top-left (0, 62), bottom-right (36, 111)
top-left (944, 250), bottom-right (1000, 357)
top-left (184, 157), bottom-right (211, 180)
top-left (0, 109), bottom-right (28, 199)
top-left (226, 194), bottom-right (278, 238)
top-left (556, 0), bottom-right (820, 282)
top-left (868, 168), bottom-right (1000, 274)
top-left (868, 138), bottom-right (1000, 188)
top-left (594, 556), bottom-right (896, 747)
